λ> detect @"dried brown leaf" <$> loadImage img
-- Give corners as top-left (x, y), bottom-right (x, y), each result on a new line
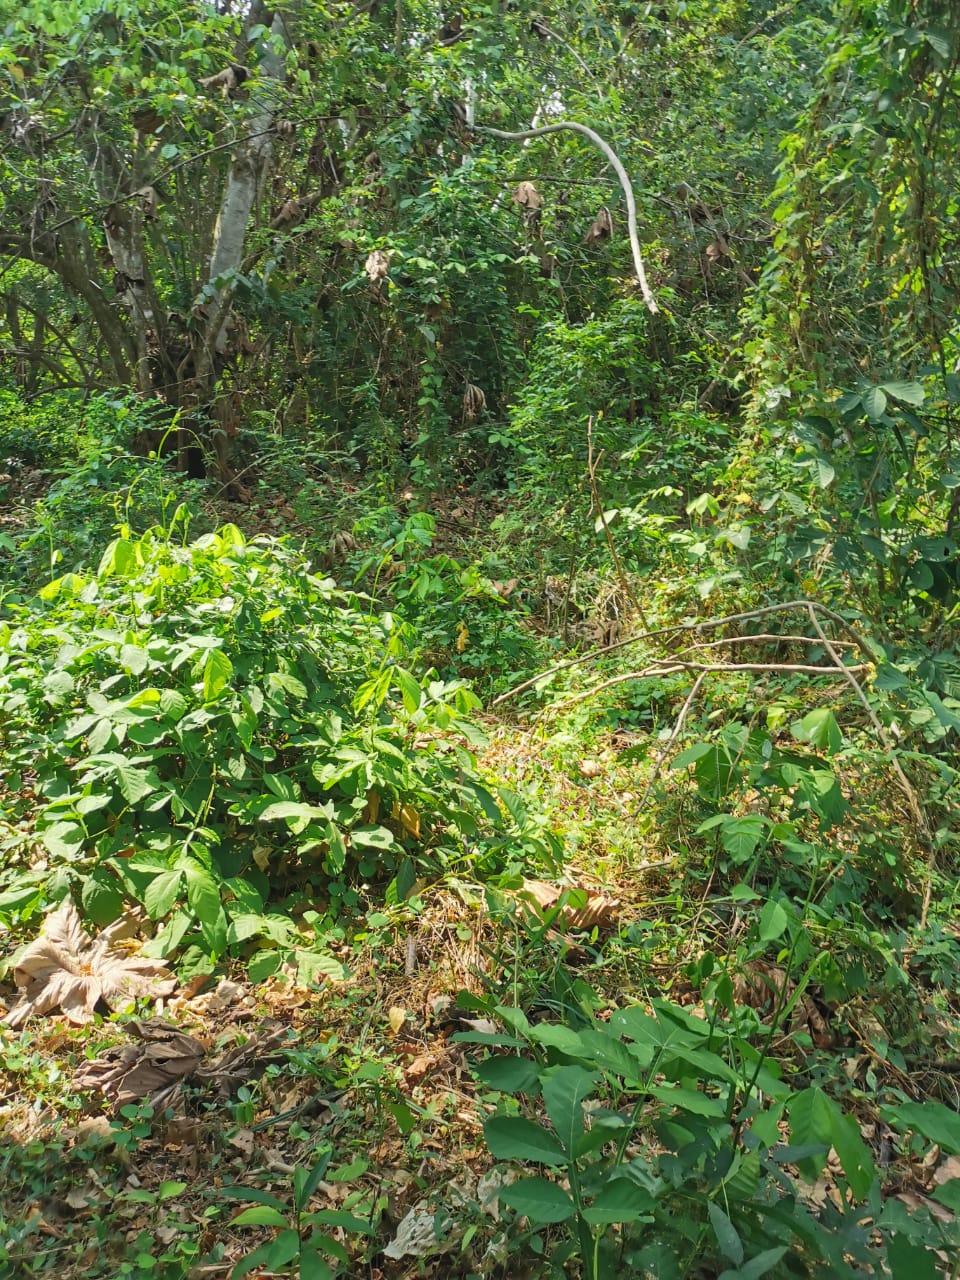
top-left (364, 249), bottom-right (391, 283)
top-left (518, 879), bottom-right (620, 930)
top-left (4, 900), bottom-right (176, 1028)
top-left (462, 382), bottom-right (486, 421)
top-left (74, 1020), bottom-right (204, 1106)
top-left (584, 207), bottom-right (613, 246)
top-left (512, 181), bottom-right (544, 212)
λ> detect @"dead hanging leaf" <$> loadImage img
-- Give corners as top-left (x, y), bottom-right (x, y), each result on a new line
top-left (512, 181), bottom-right (544, 215)
top-left (364, 249), bottom-right (391, 284)
top-left (455, 620), bottom-right (470, 653)
top-left (388, 1006), bottom-right (408, 1035)
top-left (271, 197), bottom-right (302, 229)
top-left (361, 788), bottom-right (381, 824)
top-left (462, 382), bottom-right (486, 421)
top-left (3, 900), bottom-right (176, 1028)
top-left (135, 185), bottom-right (159, 221)
top-left (518, 879), bottom-right (620, 930)
top-left (584, 206), bottom-right (613, 246)
top-left (365, 249), bottom-right (392, 305)
top-left (74, 1020), bottom-right (204, 1106)
top-left (391, 800), bottom-right (422, 840)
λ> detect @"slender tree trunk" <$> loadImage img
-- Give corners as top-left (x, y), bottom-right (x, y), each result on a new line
top-left (188, 10), bottom-right (289, 482)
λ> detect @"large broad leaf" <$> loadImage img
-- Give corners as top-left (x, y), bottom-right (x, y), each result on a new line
top-left (483, 1116), bottom-right (566, 1165)
top-left (708, 1200), bottom-right (744, 1266)
top-left (582, 1178), bottom-right (656, 1225)
top-left (789, 1087), bottom-right (874, 1195)
top-left (499, 1177), bottom-right (575, 1224)
top-left (717, 1247), bottom-right (787, 1280)
top-left (203, 647), bottom-right (233, 702)
top-left (792, 708), bottom-right (842, 755)
top-left (879, 380), bottom-right (924, 407)
top-left (883, 1101), bottom-right (960, 1155)
top-left (540, 1065), bottom-right (598, 1154)
top-left (862, 386), bottom-right (888, 420)
top-left (4, 899), bottom-right (176, 1027)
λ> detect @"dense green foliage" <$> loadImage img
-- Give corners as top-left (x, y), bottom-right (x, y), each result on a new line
top-left (2, 0), bottom-right (960, 1277)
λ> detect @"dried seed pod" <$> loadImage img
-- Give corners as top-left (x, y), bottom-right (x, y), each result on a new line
top-left (462, 382), bottom-right (487, 422)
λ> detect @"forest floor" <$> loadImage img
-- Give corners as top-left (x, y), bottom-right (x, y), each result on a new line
top-left (2, 470), bottom-right (959, 1279)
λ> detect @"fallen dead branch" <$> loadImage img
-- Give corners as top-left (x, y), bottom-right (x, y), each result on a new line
top-left (494, 599), bottom-right (938, 913)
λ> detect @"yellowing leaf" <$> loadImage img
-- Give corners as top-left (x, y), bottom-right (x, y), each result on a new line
top-left (455, 621), bottom-right (470, 653)
top-left (388, 1006), bottom-right (408, 1034)
top-left (392, 800), bottom-right (421, 840)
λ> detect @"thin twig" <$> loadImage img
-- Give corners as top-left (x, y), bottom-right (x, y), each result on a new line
top-left (492, 599), bottom-right (873, 706)
top-left (550, 661), bottom-right (868, 712)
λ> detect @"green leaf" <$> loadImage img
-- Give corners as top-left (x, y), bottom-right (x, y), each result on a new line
top-left (483, 1116), bottom-right (566, 1165)
top-left (120, 644), bottom-right (149, 675)
top-left (260, 800), bottom-right (333, 823)
top-left (788, 1088), bottom-right (834, 1181)
top-left (885, 1235), bottom-right (940, 1280)
top-left (294, 948), bottom-right (350, 984)
top-left (230, 1205), bottom-right (288, 1227)
top-left (185, 862), bottom-right (226, 956)
top-left (230, 1242), bottom-right (275, 1280)
top-left (883, 1101), bottom-right (960, 1155)
top-left (266, 1229), bottom-right (301, 1268)
top-left (158, 1181), bottom-right (188, 1199)
top-left (144, 869), bottom-right (183, 920)
top-left (247, 949), bottom-right (282, 981)
top-left (717, 815), bottom-right (766, 863)
top-left (299, 1247), bottom-right (332, 1280)
top-left (878, 380), bottom-right (924, 406)
top-left (528, 1023), bottom-right (585, 1055)
top-left (350, 825), bottom-right (395, 849)
top-left (474, 1056), bottom-right (540, 1094)
top-left (499, 1177), bottom-right (575, 1224)
top-left (294, 1150), bottom-right (332, 1211)
top-left (81, 869), bottom-right (124, 925)
top-left (792, 708), bottom-right (842, 755)
top-left (708, 1200), bottom-right (744, 1266)
top-left (829, 1106), bottom-right (875, 1199)
top-left (582, 1178), bottom-right (656, 1225)
top-left (40, 821), bottom-right (85, 858)
top-left (717, 1246), bottom-right (787, 1280)
top-left (203, 648), bottom-right (233, 702)
top-left (862, 386), bottom-right (888, 420)
top-left (649, 1085), bottom-right (726, 1118)
top-left (540, 1065), bottom-right (597, 1154)
top-left (758, 898), bottom-right (788, 942)
top-left (394, 667), bottom-right (422, 713)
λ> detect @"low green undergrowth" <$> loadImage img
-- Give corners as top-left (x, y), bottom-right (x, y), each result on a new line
top-left (0, 517), bottom-right (555, 979)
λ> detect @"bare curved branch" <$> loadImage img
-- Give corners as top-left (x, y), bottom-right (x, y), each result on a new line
top-left (473, 120), bottom-right (659, 313)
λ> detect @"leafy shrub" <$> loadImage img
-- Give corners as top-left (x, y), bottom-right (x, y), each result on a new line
top-left (467, 986), bottom-right (960, 1278)
top-left (1, 394), bottom-right (206, 583)
top-left (0, 521), bottom-right (534, 978)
